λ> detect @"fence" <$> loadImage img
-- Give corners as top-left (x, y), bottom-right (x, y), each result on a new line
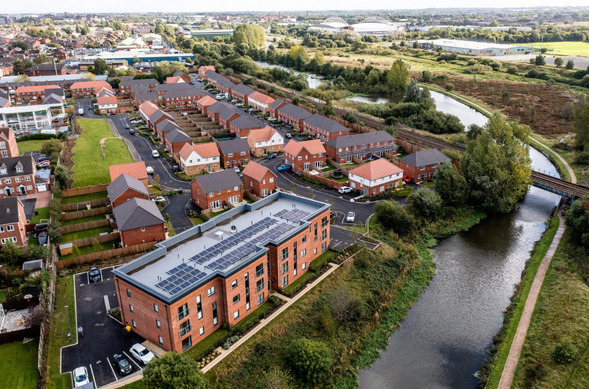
top-left (61, 197), bottom-right (108, 211)
top-left (55, 242), bottom-right (157, 269)
top-left (0, 326), bottom-right (41, 345)
top-left (60, 218), bottom-right (109, 234)
top-left (63, 184), bottom-right (108, 198)
top-left (61, 206), bottom-right (109, 221)
top-left (301, 171), bottom-right (347, 190)
top-left (64, 231), bottom-right (120, 249)
top-left (396, 139), bottom-right (424, 154)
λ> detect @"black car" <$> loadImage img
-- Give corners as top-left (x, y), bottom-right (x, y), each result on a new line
top-left (114, 354), bottom-right (132, 375)
top-left (88, 267), bottom-right (101, 283)
top-left (129, 128), bottom-right (136, 135)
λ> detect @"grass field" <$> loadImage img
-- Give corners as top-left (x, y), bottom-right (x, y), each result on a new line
top-left (0, 339), bottom-right (40, 389)
top-left (16, 139), bottom-right (47, 154)
top-left (72, 119), bottom-right (134, 188)
top-left (528, 41), bottom-right (589, 57)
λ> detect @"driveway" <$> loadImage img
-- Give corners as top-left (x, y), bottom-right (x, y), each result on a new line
top-left (61, 267), bottom-right (146, 388)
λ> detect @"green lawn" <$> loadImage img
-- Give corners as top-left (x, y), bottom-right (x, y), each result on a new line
top-left (61, 191), bottom-right (108, 205)
top-left (61, 214), bottom-right (106, 226)
top-left (59, 242), bottom-right (114, 260)
top-left (0, 339), bottom-right (40, 389)
top-left (16, 139), bottom-right (47, 154)
top-left (528, 41), bottom-right (589, 57)
top-left (184, 328), bottom-right (230, 361)
top-left (71, 119), bottom-right (134, 188)
top-left (60, 226), bottom-right (113, 243)
top-left (30, 207), bottom-right (49, 224)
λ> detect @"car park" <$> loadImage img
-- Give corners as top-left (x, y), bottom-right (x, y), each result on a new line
top-left (152, 150), bottom-right (160, 158)
top-left (338, 186), bottom-right (353, 194)
top-left (146, 166), bottom-right (154, 175)
top-left (88, 267), bottom-right (101, 283)
top-left (113, 354), bottom-right (132, 375)
top-left (267, 153), bottom-right (277, 159)
top-left (277, 164), bottom-right (291, 171)
top-left (346, 211), bottom-right (356, 223)
top-left (130, 344), bottom-right (154, 365)
top-left (73, 367), bottom-right (90, 387)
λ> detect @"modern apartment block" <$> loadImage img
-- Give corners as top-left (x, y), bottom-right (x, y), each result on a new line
top-left (113, 192), bottom-right (331, 353)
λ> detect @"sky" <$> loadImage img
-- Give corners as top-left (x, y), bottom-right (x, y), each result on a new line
top-left (3, 0), bottom-right (588, 14)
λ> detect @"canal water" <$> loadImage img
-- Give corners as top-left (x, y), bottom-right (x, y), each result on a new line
top-left (254, 61), bottom-right (325, 89)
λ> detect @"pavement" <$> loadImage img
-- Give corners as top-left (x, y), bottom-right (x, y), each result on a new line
top-left (61, 267), bottom-right (146, 388)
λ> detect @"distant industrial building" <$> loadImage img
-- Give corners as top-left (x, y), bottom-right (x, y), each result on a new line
top-left (416, 39), bottom-right (534, 56)
top-left (83, 50), bottom-right (194, 65)
top-left (309, 17), bottom-right (405, 37)
top-left (190, 29), bottom-right (234, 40)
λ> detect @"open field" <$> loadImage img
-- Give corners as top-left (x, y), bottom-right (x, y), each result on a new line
top-left (16, 139), bottom-right (47, 154)
top-left (0, 339), bottom-right (39, 389)
top-left (528, 41), bottom-right (589, 57)
top-left (71, 119), bottom-right (134, 188)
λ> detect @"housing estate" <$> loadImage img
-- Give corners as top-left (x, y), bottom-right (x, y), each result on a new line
top-left (107, 173), bottom-right (150, 208)
top-left (217, 139), bottom-right (250, 168)
top-left (109, 161), bottom-right (149, 189)
top-left (178, 143), bottom-right (221, 175)
top-left (301, 114), bottom-right (350, 142)
top-left (246, 126), bottom-right (284, 157)
top-left (0, 155), bottom-right (41, 197)
top-left (113, 198), bottom-right (166, 247)
top-left (243, 161), bottom-right (277, 198)
top-left (70, 81), bottom-right (113, 98)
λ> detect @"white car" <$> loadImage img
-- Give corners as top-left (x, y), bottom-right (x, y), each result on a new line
top-left (153, 196), bottom-right (166, 203)
top-left (338, 186), bottom-right (353, 194)
top-left (233, 166), bottom-right (241, 174)
top-left (130, 343), bottom-right (155, 365)
top-left (72, 367), bottom-right (90, 387)
top-left (346, 211), bottom-right (356, 223)
top-left (152, 150), bottom-right (160, 158)
top-left (146, 166), bottom-right (154, 174)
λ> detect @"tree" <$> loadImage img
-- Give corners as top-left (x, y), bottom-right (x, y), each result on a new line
top-left (13, 59), bottom-right (33, 75)
top-left (314, 50), bottom-right (325, 66)
top-left (387, 59), bottom-right (410, 96)
top-left (92, 58), bottom-right (108, 75)
top-left (565, 60), bottom-right (575, 69)
top-left (0, 240), bottom-right (22, 265)
top-left (41, 138), bottom-right (62, 156)
top-left (54, 165), bottom-right (70, 188)
top-left (565, 194), bottom-right (589, 249)
top-left (287, 338), bottom-right (333, 384)
top-left (573, 98), bottom-right (589, 148)
top-left (33, 54), bottom-right (51, 65)
top-left (11, 40), bottom-right (28, 51)
top-left (233, 24), bottom-right (266, 48)
top-left (435, 161), bottom-right (468, 206)
top-left (403, 78), bottom-right (421, 103)
top-left (534, 55), bottom-right (546, 66)
top-left (411, 188), bottom-right (443, 220)
top-left (324, 285), bottom-right (364, 323)
top-left (143, 352), bottom-right (207, 389)
top-left (462, 114), bottom-right (531, 213)
top-left (374, 200), bottom-right (415, 236)
top-left (554, 57), bottom-right (564, 68)
top-left (289, 44), bottom-right (309, 62)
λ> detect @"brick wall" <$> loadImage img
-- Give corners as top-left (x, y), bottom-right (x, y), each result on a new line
top-left (243, 170), bottom-right (276, 198)
top-left (121, 224), bottom-right (166, 247)
top-left (191, 181), bottom-right (243, 211)
top-left (111, 189), bottom-right (149, 208)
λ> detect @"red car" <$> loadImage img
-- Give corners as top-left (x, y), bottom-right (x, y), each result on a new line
top-left (402, 175), bottom-right (412, 184)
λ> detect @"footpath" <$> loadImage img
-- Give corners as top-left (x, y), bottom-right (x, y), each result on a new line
top-left (497, 211), bottom-right (566, 389)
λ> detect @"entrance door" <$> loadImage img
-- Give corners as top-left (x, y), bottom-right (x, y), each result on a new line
top-left (19, 185), bottom-right (26, 195)
top-left (262, 188), bottom-right (268, 197)
top-left (4, 187), bottom-right (11, 196)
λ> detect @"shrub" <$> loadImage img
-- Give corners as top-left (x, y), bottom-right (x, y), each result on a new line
top-left (222, 335), bottom-right (240, 350)
top-left (411, 188), bottom-right (443, 220)
top-left (507, 66), bottom-right (518, 74)
top-left (550, 342), bottom-right (576, 364)
top-left (565, 194), bottom-right (589, 249)
top-left (143, 352), bottom-right (207, 389)
top-left (41, 138), bottom-right (62, 156)
top-left (444, 83), bottom-right (454, 91)
top-left (287, 338), bottom-right (333, 384)
top-left (374, 200), bottom-right (415, 236)
top-left (574, 151), bottom-right (589, 166)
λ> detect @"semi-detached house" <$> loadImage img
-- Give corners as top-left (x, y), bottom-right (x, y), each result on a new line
top-left (229, 84), bottom-right (254, 104)
top-left (217, 139), bottom-right (250, 168)
top-left (113, 198), bottom-right (166, 247)
top-left (325, 131), bottom-right (397, 164)
top-left (0, 156), bottom-right (40, 197)
top-left (246, 126), bottom-right (284, 157)
top-left (0, 127), bottom-right (19, 158)
top-left (178, 142), bottom-right (221, 175)
top-left (163, 128), bottom-right (192, 155)
top-left (190, 169), bottom-right (243, 211)
top-left (398, 149), bottom-right (451, 183)
top-left (14, 85), bottom-right (60, 104)
top-left (107, 173), bottom-right (150, 208)
top-left (155, 119), bottom-right (181, 142)
top-left (228, 115), bottom-right (263, 138)
top-left (247, 91), bottom-right (275, 113)
top-left (243, 161), bottom-right (277, 198)
top-left (348, 158), bottom-right (404, 197)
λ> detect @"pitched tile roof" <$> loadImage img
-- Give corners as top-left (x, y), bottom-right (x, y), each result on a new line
top-left (70, 80), bottom-right (112, 92)
top-left (138, 101), bottom-right (158, 116)
top-left (303, 113), bottom-right (349, 133)
top-left (134, 91), bottom-right (159, 103)
top-left (163, 86), bottom-right (205, 100)
top-left (269, 99), bottom-right (285, 109)
top-left (97, 95), bottom-right (117, 106)
top-left (113, 198), bottom-right (164, 232)
top-left (165, 128), bottom-right (191, 144)
top-left (149, 110), bottom-right (174, 123)
top-left (248, 126), bottom-right (281, 143)
top-left (284, 139), bottom-right (325, 156)
top-left (156, 119), bottom-right (181, 134)
top-left (248, 91), bottom-right (275, 105)
top-left (119, 78), bottom-right (159, 87)
top-left (277, 103), bottom-right (312, 120)
top-left (399, 149), bottom-right (451, 167)
top-left (242, 161), bottom-right (273, 182)
top-left (207, 101), bottom-right (233, 115)
top-left (0, 197), bottom-right (22, 225)
top-left (107, 173), bottom-right (148, 201)
top-left (219, 108), bottom-right (239, 123)
top-left (109, 161), bottom-right (147, 182)
top-left (0, 155), bottom-right (35, 176)
top-left (216, 138), bottom-right (250, 155)
top-left (229, 115), bottom-right (263, 130)
top-left (193, 169), bottom-right (242, 194)
top-left (193, 142), bottom-right (220, 158)
top-left (197, 95), bottom-right (217, 107)
top-left (325, 131), bottom-right (395, 149)
top-left (15, 84), bottom-right (59, 93)
top-left (231, 83), bottom-right (255, 96)
top-left (349, 158), bottom-right (403, 181)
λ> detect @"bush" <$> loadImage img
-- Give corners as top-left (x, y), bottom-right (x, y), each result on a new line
top-left (550, 342), bottom-right (576, 364)
top-left (287, 338), bottom-right (333, 384)
top-left (374, 200), bottom-right (415, 236)
top-left (411, 188), bottom-right (443, 220)
top-left (16, 134), bottom-right (56, 142)
top-left (143, 352), bottom-right (207, 389)
top-left (222, 335), bottom-right (240, 350)
top-left (444, 83), bottom-right (454, 91)
top-left (41, 138), bottom-right (62, 156)
top-left (574, 151), bottom-right (589, 166)
top-left (507, 66), bottom-right (518, 74)
top-left (565, 194), bottom-right (589, 249)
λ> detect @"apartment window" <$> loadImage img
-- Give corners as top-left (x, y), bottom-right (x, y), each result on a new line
top-left (321, 216), bottom-right (328, 228)
top-left (245, 273), bottom-right (250, 311)
top-left (129, 305), bottom-right (134, 313)
top-left (257, 293), bottom-right (265, 307)
top-left (314, 248), bottom-right (318, 255)
top-left (126, 289), bottom-right (131, 297)
top-left (156, 320), bottom-right (161, 328)
top-left (182, 336), bottom-right (192, 352)
top-left (281, 248), bottom-right (288, 260)
top-left (314, 223), bottom-right (318, 241)
top-left (234, 310), bottom-right (240, 320)
top-left (7, 225), bottom-right (14, 232)
top-left (322, 242), bottom-right (327, 253)
top-left (11, 237), bottom-right (16, 243)
top-left (132, 320), bottom-right (136, 328)
top-left (141, 227), bottom-right (146, 232)
top-left (269, 177), bottom-right (274, 183)
top-left (281, 275), bottom-right (289, 288)
top-left (321, 230), bottom-right (328, 241)
top-left (302, 262), bottom-right (307, 270)
top-left (281, 262), bottom-right (289, 276)
top-left (178, 303), bottom-right (189, 321)
top-left (233, 294), bottom-right (240, 305)
top-left (199, 326), bottom-right (205, 336)
top-left (25, 176), bottom-right (30, 181)
top-left (154, 304), bottom-right (159, 313)
top-left (179, 320), bottom-right (191, 337)
top-left (302, 235), bottom-right (307, 243)
top-left (196, 295), bottom-right (203, 320)
top-left (207, 286), bottom-right (215, 296)
top-left (255, 264), bottom-right (264, 278)
top-left (231, 280), bottom-right (238, 289)
top-left (158, 336), bottom-right (163, 345)
top-left (212, 302), bottom-right (218, 326)
top-left (256, 278), bottom-right (264, 293)
top-left (0, 142), bottom-right (5, 148)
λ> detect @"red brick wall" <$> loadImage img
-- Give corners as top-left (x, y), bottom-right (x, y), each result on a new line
top-left (111, 189), bottom-right (149, 208)
top-left (0, 174), bottom-right (37, 198)
top-left (399, 162), bottom-right (437, 183)
top-left (220, 152), bottom-right (250, 168)
top-left (191, 181), bottom-right (243, 211)
top-left (121, 224), bottom-right (165, 247)
top-left (0, 201), bottom-right (27, 246)
top-left (244, 170), bottom-right (276, 198)
top-left (164, 139), bottom-right (191, 155)
top-left (283, 148), bottom-right (326, 174)
top-left (219, 113), bottom-right (240, 129)
top-left (0, 134), bottom-right (19, 158)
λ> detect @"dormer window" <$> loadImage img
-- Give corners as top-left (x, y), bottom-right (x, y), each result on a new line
top-left (16, 164), bottom-right (23, 173)
top-left (0, 167), bottom-right (6, 175)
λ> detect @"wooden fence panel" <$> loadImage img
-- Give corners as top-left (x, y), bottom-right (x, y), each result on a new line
top-left (61, 198), bottom-right (108, 211)
top-left (61, 206), bottom-right (109, 221)
top-left (63, 184), bottom-right (108, 198)
top-left (0, 326), bottom-right (41, 345)
top-left (55, 242), bottom-right (157, 269)
top-left (60, 218), bottom-right (109, 234)
top-left (65, 231), bottom-right (120, 249)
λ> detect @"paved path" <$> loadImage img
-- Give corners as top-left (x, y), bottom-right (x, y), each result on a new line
top-left (497, 212), bottom-right (565, 389)
top-left (530, 136), bottom-right (577, 184)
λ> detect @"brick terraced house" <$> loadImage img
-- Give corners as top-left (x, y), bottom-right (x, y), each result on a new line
top-left (154, 119), bottom-right (181, 142)
top-left (283, 140), bottom-right (326, 173)
top-left (0, 155), bottom-right (38, 197)
top-left (70, 81), bottom-right (113, 98)
top-left (0, 197), bottom-right (27, 246)
top-left (113, 198), bottom-right (165, 247)
top-left (14, 85), bottom-right (60, 104)
top-left (301, 114), bottom-right (350, 142)
top-left (190, 169), bottom-right (243, 211)
top-left (243, 161), bottom-right (277, 198)
top-left (119, 78), bottom-right (159, 95)
top-left (276, 103), bottom-right (312, 129)
top-left (112, 192), bottom-right (331, 352)
top-left (247, 91), bottom-right (275, 113)
top-left (163, 129), bottom-right (192, 155)
top-left (398, 149), bottom-right (451, 183)
top-left (324, 131), bottom-right (397, 164)
top-left (229, 84), bottom-right (254, 104)
top-left (228, 115), bottom-right (263, 138)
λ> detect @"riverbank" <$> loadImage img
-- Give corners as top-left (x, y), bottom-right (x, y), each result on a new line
top-left (205, 207), bottom-right (486, 388)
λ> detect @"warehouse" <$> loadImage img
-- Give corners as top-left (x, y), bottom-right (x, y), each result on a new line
top-left (416, 39), bottom-right (534, 56)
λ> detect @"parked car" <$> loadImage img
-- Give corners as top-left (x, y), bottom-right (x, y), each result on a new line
top-left (402, 175), bottom-right (411, 184)
top-left (267, 117), bottom-right (277, 122)
top-left (125, 124), bottom-right (130, 129)
top-left (233, 166), bottom-right (241, 174)
top-left (153, 196), bottom-right (166, 203)
top-left (277, 164), bottom-right (291, 172)
top-left (285, 133), bottom-right (292, 139)
top-left (88, 267), bottom-right (101, 283)
top-left (130, 343), bottom-right (155, 365)
top-left (346, 211), bottom-right (356, 223)
top-left (146, 166), bottom-right (154, 175)
top-left (215, 94), bottom-right (224, 100)
top-left (172, 164), bottom-right (180, 172)
top-left (338, 186), bottom-right (353, 194)
top-left (72, 367), bottom-right (90, 387)
top-left (266, 153), bottom-right (277, 159)
top-left (114, 354), bottom-right (132, 375)
top-left (37, 161), bottom-right (50, 168)
top-left (129, 128), bottom-right (136, 135)
top-left (38, 154), bottom-right (51, 162)
top-left (152, 150), bottom-right (160, 158)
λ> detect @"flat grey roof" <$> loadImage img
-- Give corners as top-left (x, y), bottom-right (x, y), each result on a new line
top-left (113, 192), bottom-right (329, 304)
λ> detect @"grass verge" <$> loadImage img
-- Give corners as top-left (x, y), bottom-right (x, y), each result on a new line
top-left (0, 339), bottom-right (39, 389)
